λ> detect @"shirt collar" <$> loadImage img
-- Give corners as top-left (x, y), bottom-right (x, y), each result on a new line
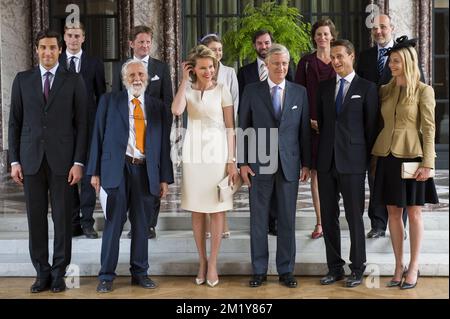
top-left (267, 77), bottom-right (286, 91)
top-left (66, 49), bottom-right (82, 60)
top-left (39, 63), bottom-right (59, 77)
top-left (257, 57), bottom-right (266, 70)
top-left (134, 55), bottom-right (149, 64)
top-left (336, 70), bottom-right (356, 84)
top-left (128, 91), bottom-right (145, 105)
top-left (377, 39), bottom-right (394, 51)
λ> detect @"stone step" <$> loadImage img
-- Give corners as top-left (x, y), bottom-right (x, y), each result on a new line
top-left (0, 211), bottom-right (448, 232)
top-left (0, 252), bottom-right (447, 277)
top-left (0, 230), bottom-right (448, 254)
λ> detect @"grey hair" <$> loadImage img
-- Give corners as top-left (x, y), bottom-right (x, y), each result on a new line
top-left (121, 59), bottom-right (148, 86)
top-left (266, 43), bottom-right (290, 62)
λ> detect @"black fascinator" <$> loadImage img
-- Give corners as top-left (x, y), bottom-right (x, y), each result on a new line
top-left (384, 35), bottom-right (417, 56)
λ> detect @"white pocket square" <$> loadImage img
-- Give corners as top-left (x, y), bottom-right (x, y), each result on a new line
top-left (351, 95), bottom-right (361, 99)
top-left (151, 75), bottom-right (160, 81)
top-left (291, 105), bottom-right (298, 110)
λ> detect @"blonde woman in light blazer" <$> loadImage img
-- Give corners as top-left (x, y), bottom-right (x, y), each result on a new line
top-left (200, 33), bottom-right (240, 239)
top-left (371, 36), bottom-right (439, 290)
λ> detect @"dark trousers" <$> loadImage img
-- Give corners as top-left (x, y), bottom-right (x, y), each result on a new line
top-left (99, 161), bottom-right (156, 281)
top-left (367, 171), bottom-right (407, 230)
top-left (318, 165), bottom-right (366, 275)
top-left (23, 157), bottom-right (73, 280)
top-left (148, 198), bottom-right (160, 228)
top-left (249, 169), bottom-right (298, 275)
top-left (72, 173), bottom-right (96, 229)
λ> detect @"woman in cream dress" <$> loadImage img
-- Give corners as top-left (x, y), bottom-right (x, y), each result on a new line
top-left (200, 33), bottom-right (239, 238)
top-left (172, 45), bottom-right (239, 287)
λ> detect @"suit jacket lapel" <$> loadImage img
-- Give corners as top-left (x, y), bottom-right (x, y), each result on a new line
top-left (117, 91), bottom-right (129, 128)
top-left (341, 75), bottom-right (359, 110)
top-left (144, 94), bottom-right (153, 140)
top-left (80, 52), bottom-right (89, 77)
top-left (31, 68), bottom-right (46, 107)
top-left (260, 81), bottom-right (277, 119)
top-left (281, 82), bottom-right (294, 121)
top-left (328, 78), bottom-right (337, 121)
top-left (45, 66), bottom-right (66, 111)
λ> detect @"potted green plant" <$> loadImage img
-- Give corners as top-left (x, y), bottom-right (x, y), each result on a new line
top-left (222, 1), bottom-right (312, 66)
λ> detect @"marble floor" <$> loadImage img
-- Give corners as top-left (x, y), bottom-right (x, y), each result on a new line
top-left (0, 168), bottom-right (448, 216)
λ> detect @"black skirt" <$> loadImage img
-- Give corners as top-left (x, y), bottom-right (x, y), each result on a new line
top-left (373, 154), bottom-right (439, 207)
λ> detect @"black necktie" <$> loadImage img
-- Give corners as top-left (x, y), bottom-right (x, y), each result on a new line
top-left (69, 56), bottom-right (76, 73)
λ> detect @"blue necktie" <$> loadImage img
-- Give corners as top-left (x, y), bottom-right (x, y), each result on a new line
top-left (378, 48), bottom-right (387, 75)
top-left (272, 85), bottom-right (281, 119)
top-left (69, 56), bottom-right (76, 73)
top-left (335, 78), bottom-right (346, 115)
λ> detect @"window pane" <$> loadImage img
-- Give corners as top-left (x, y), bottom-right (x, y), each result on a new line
top-left (290, 0), bottom-right (310, 14)
top-left (50, 0), bottom-right (84, 16)
top-left (84, 17), bottom-right (118, 60)
top-left (435, 102), bottom-right (449, 144)
top-left (185, 0), bottom-right (197, 16)
top-left (86, 0), bottom-right (117, 15)
top-left (434, 57), bottom-right (449, 99)
top-left (434, 11), bottom-right (449, 55)
top-left (184, 17), bottom-right (198, 57)
top-left (206, 0), bottom-right (238, 15)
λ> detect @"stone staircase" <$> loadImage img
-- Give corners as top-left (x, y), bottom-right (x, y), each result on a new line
top-left (0, 210), bottom-right (448, 277)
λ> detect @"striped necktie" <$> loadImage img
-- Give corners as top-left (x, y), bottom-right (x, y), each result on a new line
top-left (377, 48), bottom-right (387, 75)
top-left (259, 63), bottom-right (268, 81)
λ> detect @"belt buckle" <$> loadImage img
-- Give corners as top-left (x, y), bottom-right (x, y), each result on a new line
top-left (132, 157), bottom-right (139, 164)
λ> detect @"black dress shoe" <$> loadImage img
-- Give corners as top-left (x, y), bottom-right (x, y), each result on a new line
top-left (367, 229), bottom-right (385, 238)
top-left (345, 272), bottom-right (363, 288)
top-left (72, 225), bottom-right (84, 237)
top-left (400, 270), bottom-right (420, 290)
top-left (131, 275), bottom-right (157, 289)
top-left (82, 226), bottom-right (98, 239)
top-left (320, 272), bottom-right (345, 285)
top-left (249, 274), bottom-right (267, 287)
top-left (148, 227), bottom-right (156, 239)
top-left (50, 277), bottom-right (66, 293)
top-left (97, 280), bottom-right (113, 293)
top-left (30, 277), bottom-right (51, 293)
top-left (279, 273), bottom-right (298, 288)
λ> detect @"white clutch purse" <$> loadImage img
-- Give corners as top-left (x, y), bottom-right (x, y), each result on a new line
top-left (401, 162), bottom-right (435, 179)
top-left (217, 175), bottom-right (243, 202)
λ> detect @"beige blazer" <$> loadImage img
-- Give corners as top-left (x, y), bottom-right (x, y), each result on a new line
top-left (372, 81), bottom-right (436, 169)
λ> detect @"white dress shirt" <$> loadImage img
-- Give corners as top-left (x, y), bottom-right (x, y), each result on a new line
top-left (39, 63), bottom-right (59, 91)
top-left (134, 55), bottom-right (149, 65)
top-left (335, 71), bottom-right (356, 101)
top-left (66, 49), bottom-right (82, 73)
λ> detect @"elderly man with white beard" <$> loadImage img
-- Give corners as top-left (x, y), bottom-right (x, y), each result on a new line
top-left (87, 59), bottom-right (174, 293)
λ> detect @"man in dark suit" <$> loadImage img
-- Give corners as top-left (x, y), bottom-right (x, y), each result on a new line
top-left (239, 44), bottom-right (311, 288)
top-left (88, 60), bottom-right (173, 293)
top-left (60, 22), bottom-right (106, 239)
top-left (8, 29), bottom-right (87, 293)
top-left (112, 25), bottom-right (173, 239)
top-left (316, 40), bottom-right (378, 288)
top-left (237, 30), bottom-right (293, 236)
top-left (357, 15), bottom-right (419, 239)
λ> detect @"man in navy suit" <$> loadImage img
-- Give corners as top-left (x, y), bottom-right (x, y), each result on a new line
top-left (317, 40), bottom-right (378, 288)
top-left (237, 30), bottom-right (294, 236)
top-left (88, 60), bottom-right (173, 293)
top-left (60, 22), bottom-right (106, 239)
top-left (9, 29), bottom-right (87, 293)
top-left (239, 44), bottom-right (311, 288)
top-left (112, 25), bottom-right (173, 239)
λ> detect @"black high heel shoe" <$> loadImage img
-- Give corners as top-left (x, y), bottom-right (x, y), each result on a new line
top-left (386, 267), bottom-right (408, 287)
top-left (400, 269), bottom-right (420, 290)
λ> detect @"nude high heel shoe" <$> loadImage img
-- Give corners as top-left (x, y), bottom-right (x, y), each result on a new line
top-left (206, 278), bottom-right (219, 287)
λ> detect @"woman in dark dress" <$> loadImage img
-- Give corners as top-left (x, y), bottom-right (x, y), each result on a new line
top-left (295, 18), bottom-right (337, 239)
top-left (372, 36), bottom-right (439, 289)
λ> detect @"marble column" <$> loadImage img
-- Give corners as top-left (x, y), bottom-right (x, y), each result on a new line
top-left (0, 0), bottom-right (32, 174)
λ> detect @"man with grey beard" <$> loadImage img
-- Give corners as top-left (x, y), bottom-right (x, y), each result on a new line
top-left (87, 60), bottom-right (173, 293)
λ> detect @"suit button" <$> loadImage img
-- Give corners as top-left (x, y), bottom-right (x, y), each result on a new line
top-left (43, 126), bottom-right (47, 129)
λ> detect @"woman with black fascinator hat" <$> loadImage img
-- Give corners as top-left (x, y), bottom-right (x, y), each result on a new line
top-left (371, 36), bottom-right (439, 290)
